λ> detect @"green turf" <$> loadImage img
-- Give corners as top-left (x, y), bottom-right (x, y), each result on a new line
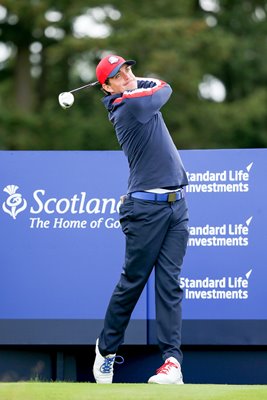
top-left (0, 382), bottom-right (267, 400)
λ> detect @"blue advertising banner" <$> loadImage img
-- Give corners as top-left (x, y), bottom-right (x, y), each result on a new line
top-left (0, 149), bottom-right (266, 344)
top-left (148, 149), bottom-right (267, 321)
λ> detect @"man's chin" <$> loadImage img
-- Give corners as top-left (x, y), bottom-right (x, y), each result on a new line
top-left (125, 82), bottom-right (137, 91)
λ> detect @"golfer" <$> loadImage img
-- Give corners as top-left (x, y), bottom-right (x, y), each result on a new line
top-left (93, 55), bottom-right (189, 384)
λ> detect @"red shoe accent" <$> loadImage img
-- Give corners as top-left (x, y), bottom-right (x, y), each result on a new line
top-left (156, 360), bottom-right (178, 375)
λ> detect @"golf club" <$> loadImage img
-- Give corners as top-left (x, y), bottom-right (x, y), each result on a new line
top-left (58, 80), bottom-right (99, 109)
top-left (69, 80), bottom-right (99, 93)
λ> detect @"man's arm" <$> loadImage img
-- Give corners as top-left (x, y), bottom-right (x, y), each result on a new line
top-left (113, 78), bottom-right (172, 124)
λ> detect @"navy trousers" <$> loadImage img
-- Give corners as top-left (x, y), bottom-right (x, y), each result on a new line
top-left (98, 195), bottom-right (189, 364)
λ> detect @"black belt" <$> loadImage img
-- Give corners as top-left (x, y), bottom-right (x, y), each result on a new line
top-left (129, 189), bottom-right (184, 202)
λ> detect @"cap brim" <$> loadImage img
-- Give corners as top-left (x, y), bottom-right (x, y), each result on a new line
top-left (108, 60), bottom-right (136, 79)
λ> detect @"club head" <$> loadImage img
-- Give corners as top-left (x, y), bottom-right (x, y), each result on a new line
top-left (58, 92), bottom-right (75, 109)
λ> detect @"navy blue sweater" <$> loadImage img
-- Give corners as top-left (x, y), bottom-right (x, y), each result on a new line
top-left (102, 78), bottom-right (188, 193)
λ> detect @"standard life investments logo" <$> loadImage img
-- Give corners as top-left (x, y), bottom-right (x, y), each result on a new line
top-left (2, 185), bottom-right (122, 229)
top-left (180, 269), bottom-right (253, 300)
top-left (186, 162), bottom-right (253, 193)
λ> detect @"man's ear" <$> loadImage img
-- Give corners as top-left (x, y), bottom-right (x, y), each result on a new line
top-left (102, 83), bottom-right (113, 94)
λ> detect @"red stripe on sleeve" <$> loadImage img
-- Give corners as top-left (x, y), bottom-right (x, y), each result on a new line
top-left (113, 79), bottom-right (167, 104)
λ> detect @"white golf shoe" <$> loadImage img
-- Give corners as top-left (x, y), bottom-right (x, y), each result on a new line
top-left (148, 357), bottom-right (184, 384)
top-left (93, 339), bottom-right (123, 384)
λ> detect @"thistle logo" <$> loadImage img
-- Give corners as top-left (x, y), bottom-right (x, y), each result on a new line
top-left (2, 185), bottom-right (27, 219)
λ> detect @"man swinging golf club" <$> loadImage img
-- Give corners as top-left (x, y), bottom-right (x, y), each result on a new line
top-left (92, 54), bottom-right (189, 384)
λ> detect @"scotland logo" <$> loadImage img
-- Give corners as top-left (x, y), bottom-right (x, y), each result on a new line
top-left (2, 185), bottom-right (27, 219)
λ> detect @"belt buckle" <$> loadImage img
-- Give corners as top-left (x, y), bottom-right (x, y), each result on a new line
top-left (120, 195), bottom-right (127, 204)
top-left (167, 192), bottom-right (177, 202)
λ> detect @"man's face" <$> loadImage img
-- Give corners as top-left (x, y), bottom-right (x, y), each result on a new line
top-left (103, 64), bottom-right (137, 94)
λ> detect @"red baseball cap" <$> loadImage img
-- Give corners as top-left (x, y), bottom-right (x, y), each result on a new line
top-left (96, 55), bottom-right (136, 85)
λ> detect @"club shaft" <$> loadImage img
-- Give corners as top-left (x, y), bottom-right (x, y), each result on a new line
top-left (69, 81), bottom-right (99, 93)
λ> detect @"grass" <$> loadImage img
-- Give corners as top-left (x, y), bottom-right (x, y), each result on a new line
top-left (0, 382), bottom-right (267, 400)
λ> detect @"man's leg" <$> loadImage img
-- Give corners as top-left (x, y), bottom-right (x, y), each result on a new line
top-left (98, 197), bottom-right (173, 356)
top-left (147, 199), bottom-right (189, 384)
top-left (154, 198), bottom-right (189, 363)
